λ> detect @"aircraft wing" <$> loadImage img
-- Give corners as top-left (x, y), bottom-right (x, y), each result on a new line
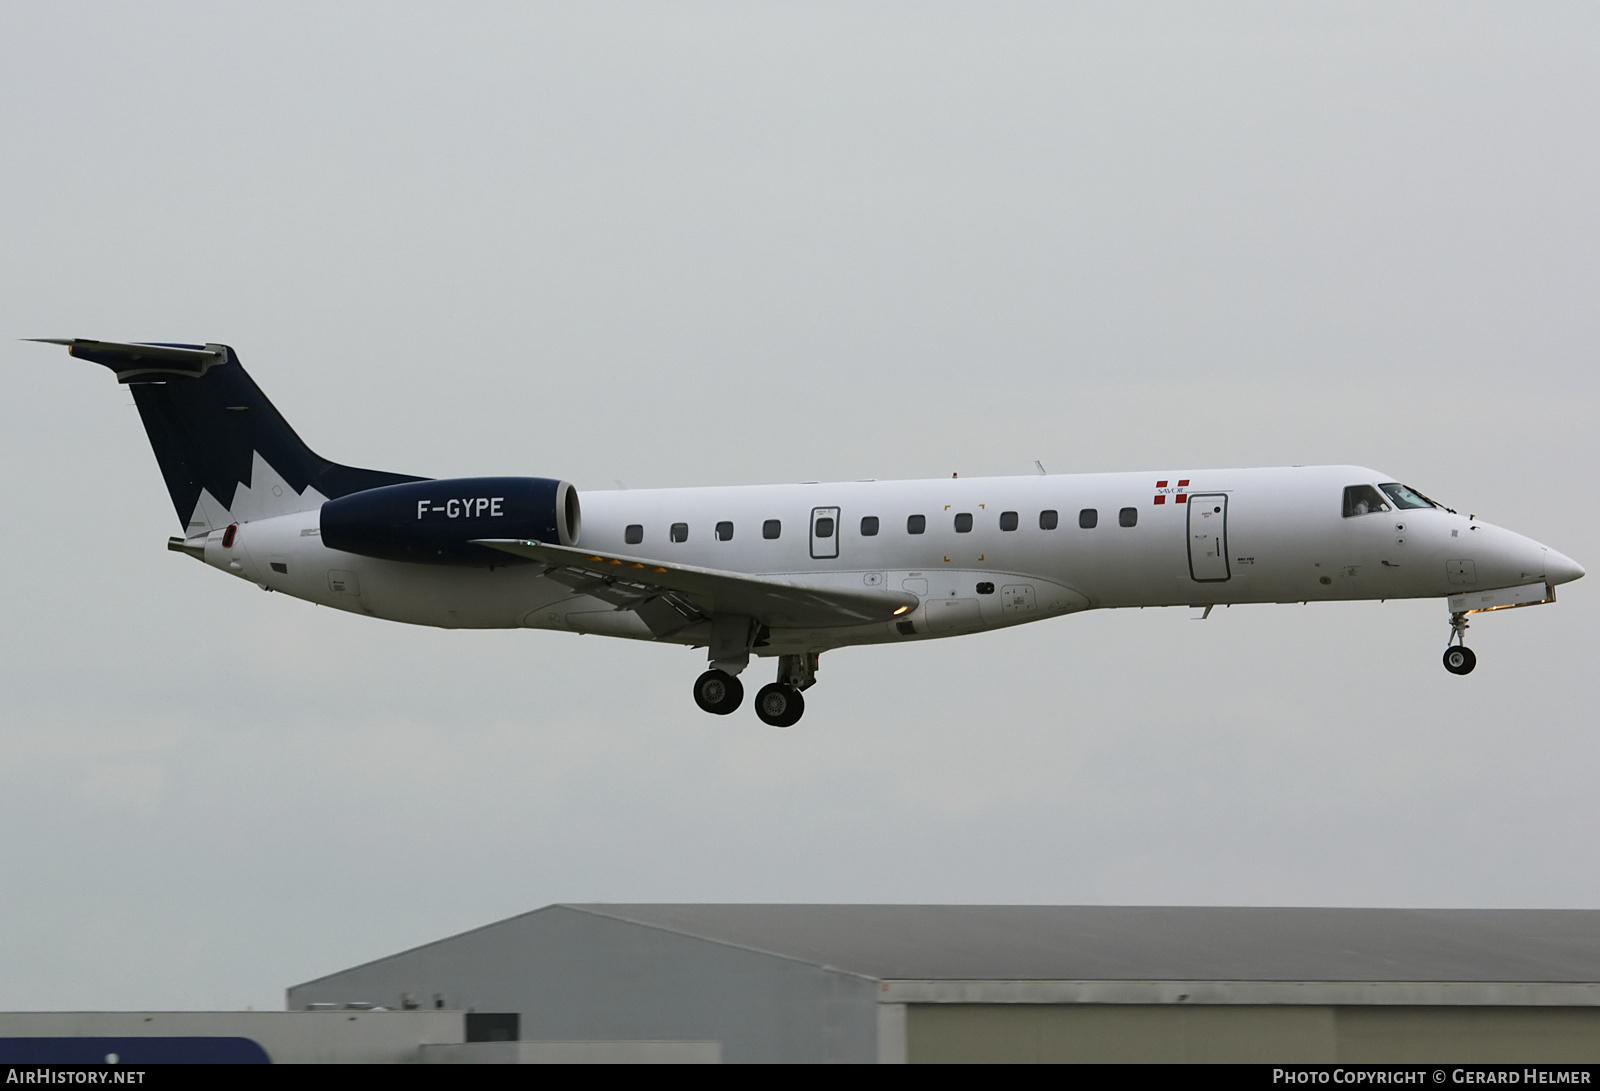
top-left (473, 538), bottom-right (918, 632)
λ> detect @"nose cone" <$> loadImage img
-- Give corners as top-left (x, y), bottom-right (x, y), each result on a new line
top-left (1546, 548), bottom-right (1585, 585)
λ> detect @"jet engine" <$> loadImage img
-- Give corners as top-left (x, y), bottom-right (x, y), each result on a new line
top-left (320, 476), bottom-right (580, 566)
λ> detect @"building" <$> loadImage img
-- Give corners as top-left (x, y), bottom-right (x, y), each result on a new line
top-left (287, 904), bottom-right (1600, 1063)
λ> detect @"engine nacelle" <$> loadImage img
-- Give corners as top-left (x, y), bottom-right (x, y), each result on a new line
top-left (321, 476), bottom-right (580, 566)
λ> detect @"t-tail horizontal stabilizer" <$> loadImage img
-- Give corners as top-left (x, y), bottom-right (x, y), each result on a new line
top-left (27, 338), bottom-right (224, 382)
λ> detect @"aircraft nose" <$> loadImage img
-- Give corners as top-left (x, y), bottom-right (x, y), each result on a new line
top-left (1545, 548), bottom-right (1585, 585)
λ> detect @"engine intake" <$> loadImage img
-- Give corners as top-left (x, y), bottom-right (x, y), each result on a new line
top-left (321, 476), bottom-right (580, 566)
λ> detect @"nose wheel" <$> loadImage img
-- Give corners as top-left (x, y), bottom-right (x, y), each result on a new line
top-left (1442, 611), bottom-right (1476, 675)
top-left (693, 669), bottom-right (744, 715)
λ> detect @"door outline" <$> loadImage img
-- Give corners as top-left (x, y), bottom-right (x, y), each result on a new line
top-left (810, 507), bottom-right (841, 560)
top-left (1187, 493), bottom-right (1231, 582)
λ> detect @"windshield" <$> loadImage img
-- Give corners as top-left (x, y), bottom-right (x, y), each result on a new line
top-left (1379, 482), bottom-right (1439, 510)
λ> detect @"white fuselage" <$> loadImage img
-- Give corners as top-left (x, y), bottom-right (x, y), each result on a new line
top-left (202, 465), bottom-right (1575, 659)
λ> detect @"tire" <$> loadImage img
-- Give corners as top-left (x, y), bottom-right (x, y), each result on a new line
top-left (693, 669), bottom-right (744, 714)
top-left (1442, 646), bottom-right (1477, 676)
top-left (754, 682), bottom-right (805, 728)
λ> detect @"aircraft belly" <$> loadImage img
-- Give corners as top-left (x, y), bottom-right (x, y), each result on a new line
top-left (349, 565), bottom-right (563, 628)
top-left (559, 607), bottom-right (660, 640)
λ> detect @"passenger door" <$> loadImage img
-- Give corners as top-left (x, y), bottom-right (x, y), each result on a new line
top-left (1187, 494), bottom-right (1230, 582)
top-left (810, 507), bottom-right (840, 560)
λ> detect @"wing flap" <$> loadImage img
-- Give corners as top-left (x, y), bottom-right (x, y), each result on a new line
top-left (474, 539), bottom-right (918, 628)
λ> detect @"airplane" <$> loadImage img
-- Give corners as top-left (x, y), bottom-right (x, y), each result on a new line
top-left (33, 338), bottom-right (1585, 727)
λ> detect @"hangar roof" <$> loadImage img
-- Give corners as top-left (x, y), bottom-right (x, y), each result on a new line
top-left (550, 905), bottom-right (1600, 983)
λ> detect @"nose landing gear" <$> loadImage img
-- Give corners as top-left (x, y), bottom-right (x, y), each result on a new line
top-left (1443, 611), bottom-right (1477, 675)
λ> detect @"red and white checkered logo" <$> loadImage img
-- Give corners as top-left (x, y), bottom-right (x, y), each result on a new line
top-left (1153, 478), bottom-right (1190, 505)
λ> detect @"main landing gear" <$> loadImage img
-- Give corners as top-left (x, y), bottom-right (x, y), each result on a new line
top-left (691, 650), bottom-right (819, 727)
top-left (754, 682), bottom-right (804, 728)
top-left (693, 669), bottom-right (744, 715)
top-left (1442, 611), bottom-right (1477, 676)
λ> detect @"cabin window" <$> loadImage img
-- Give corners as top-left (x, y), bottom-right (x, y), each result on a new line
top-left (1039, 509), bottom-right (1059, 530)
top-left (907, 514), bottom-right (926, 535)
top-left (860, 516), bottom-right (879, 536)
top-left (1379, 482), bottom-right (1436, 511)
top-left (815, 517), bottom-right (835, 538)
top-left (999, 511), bottom-right (1019, 531)
top-left (1078, 508), bottom-right (1096, 529)
top-left (975, 581), bottom-right (995, 594)
top-left (624, 524), bottom-right (644, 545)
top-left (954, 512), bottom-right (973, 533)
top-left (670, 522), bottom-right (688, 543)
top-left (715, 521), bottom-right (734, 541)
top-left (763, 519), bottom-right (782, 539)
top-left (1343, 485), bottom-right (1391, 518)
top-left (1119, 507), bottom-right (1138, 527)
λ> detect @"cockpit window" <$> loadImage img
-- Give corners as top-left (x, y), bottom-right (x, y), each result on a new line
top-left (1343, 485), bottom-right (1392, 517)
top-left (1379, 483), bottom-right (1438, 511)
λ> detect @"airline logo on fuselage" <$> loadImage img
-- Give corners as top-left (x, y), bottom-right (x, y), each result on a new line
top-left (1154, 478), bottom-right (1191, 505)
top-left (416, 497), bottom-right (506, 519)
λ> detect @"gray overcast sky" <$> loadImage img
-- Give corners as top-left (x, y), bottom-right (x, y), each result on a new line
top-left (2, 3), bottom-right (1597, 1010)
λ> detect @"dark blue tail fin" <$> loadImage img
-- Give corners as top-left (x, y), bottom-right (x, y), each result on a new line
top-left (37, 339), bottom-right (422, 533)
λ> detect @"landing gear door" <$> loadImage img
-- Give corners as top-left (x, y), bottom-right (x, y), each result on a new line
top-left (810, 507), bottom-right (840, 560)
top-left (1187, 494), bottom-right (1230, 582)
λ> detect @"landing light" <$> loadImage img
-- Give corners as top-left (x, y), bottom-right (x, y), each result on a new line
top-left (893, 605), bottom-right (912, 616)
